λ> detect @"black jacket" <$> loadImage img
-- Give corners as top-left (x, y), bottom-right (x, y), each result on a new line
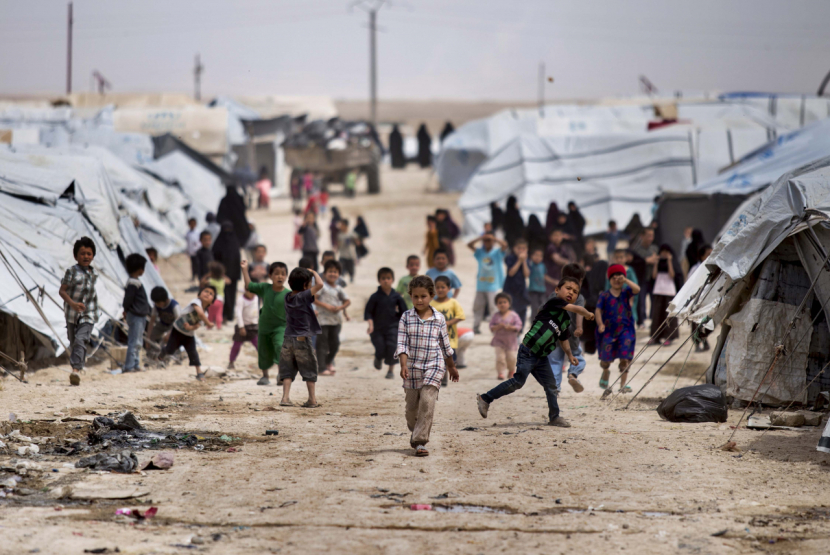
top-left (364, 287), bottom-right (407, 331)
top-left (123, 279), bottom-right (151, 317)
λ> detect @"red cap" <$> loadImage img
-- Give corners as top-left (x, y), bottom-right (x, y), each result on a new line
top-left (608, 264), bottom-right (627, 279)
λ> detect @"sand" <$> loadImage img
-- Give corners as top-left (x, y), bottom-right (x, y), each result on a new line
top-left (1, 166), bottom-right (829, 554)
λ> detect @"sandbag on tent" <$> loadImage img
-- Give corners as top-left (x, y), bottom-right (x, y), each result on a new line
top-left (657, 385), bottom-right (728, 423)
top-left (458, 131), bottom-right (696, 237)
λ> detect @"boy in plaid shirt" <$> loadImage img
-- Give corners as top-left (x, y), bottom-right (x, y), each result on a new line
top-left (59, 237), bottom-right (99, 386)
top-left (395, 275), bottom-right (458, 457)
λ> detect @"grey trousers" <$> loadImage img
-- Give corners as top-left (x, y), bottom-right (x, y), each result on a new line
top-left (67, 322), bottom-right (93, 370)
top-left (405, 385), bottom-right (440, 447)
top-left (472, 291), bottom-right (498, 331)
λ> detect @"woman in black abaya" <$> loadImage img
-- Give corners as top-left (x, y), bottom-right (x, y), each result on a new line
top-left (389, 124), bottom-right (406, 169)
top-left (503, 195), bottom-right (525, 248)
top-left (416, 124), bottom-right (432, 168)
top-left (212, 221), bottom-right (242, 323)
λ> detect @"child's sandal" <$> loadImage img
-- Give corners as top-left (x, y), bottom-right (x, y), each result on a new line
top-left (415, 445), bottom-right (429, 457)
top-left (598, 378), bottom-right (609, 389)
top-left (620, 385), bottom-right (632, 393)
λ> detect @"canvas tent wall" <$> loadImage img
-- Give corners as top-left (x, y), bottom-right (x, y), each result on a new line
top-left (437, 98), bottom-right (800, 194)
top-left (668, 157), bottom-right (830, 407)
top-left (457, 131), bottom-right (696, 237)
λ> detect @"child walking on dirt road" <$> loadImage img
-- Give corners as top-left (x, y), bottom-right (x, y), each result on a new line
top-left (476, 277), bottom-right (593, 428)
top-left (395, 275), bottom-right (458, 457)
top-left (241, 260), bottom-right (289, 386)
top-left (279, 267), bottom-right (324, 407)
top-left (59, 237), bottom-right (100, 386)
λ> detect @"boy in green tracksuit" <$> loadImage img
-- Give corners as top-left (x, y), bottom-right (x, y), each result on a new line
top-left (241, 259), bottom-right (290, 385)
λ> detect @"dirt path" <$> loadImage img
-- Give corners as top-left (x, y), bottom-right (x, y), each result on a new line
top-left (1, 167), bottom-right (829, 554)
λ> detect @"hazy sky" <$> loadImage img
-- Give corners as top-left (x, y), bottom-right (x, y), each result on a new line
top-left (2, 0), bottom-right (829, 101)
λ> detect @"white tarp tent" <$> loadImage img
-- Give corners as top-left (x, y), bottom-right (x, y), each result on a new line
top-left (438, 98), bottom-right (796, 194)
top-left (458, 131), bottom-right (696, 237)
top-left (668, 158), bottom-right (830, 408)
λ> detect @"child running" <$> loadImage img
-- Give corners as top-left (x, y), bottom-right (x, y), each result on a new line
top-left (489, 292), bottom-right (522, 380)
top-left (315, 260), bottom-right (351, 376)
top-left (396, 255), bottom-right (421, 309)
top-left (146, 287), bottom-right (179, 365)
top-left (279, 267), bottom-right (324, 407)
top-left (395, 275), bottom-right (459, 457)
top-left (241, 259), bottom-right (289, 386)
top-left (159, 286), bottom-right (216, 380)
top-left (476, 277), bottom-right (594, 427)
top-left (597, 264), bottom-right (641, 396)
top-left (430, 275), bottom-right (465, 387)
top-left (365, 267), bottom-right (408, 379)
top-left (122, 253), bottom-right (150, 374)
top-left (59, 237), bottom-right (99, 386)
top-left (228, 286), bottom-right (259, 370)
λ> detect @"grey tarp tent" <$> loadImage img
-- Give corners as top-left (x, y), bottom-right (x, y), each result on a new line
top-left (668, 158), bottom-right (830, 411)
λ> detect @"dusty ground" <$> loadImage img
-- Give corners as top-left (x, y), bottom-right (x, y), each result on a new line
top-left (1, 166), bottom-right (829, 555)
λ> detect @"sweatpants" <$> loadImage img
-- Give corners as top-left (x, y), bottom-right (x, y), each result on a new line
top-left (208, 299), bottom-right (224, 329)
top-left (405, 385), bottom-right (439, 447)
top-left (494, 346), bottom-right (517, 377)
top-left (316, 324), bottom-right (342, 372)
top-left (67, 322), bottom-right (93, 370)
top-left (124, 312), bottom-right (147, 372)
top-left (230, 325), bottom-right (259, 362)
top-left (472, 291), bottom-right (498, 331)
top-left (258, 326), bottom-right (286, 372)
top-left (481, 344), bottom-right (560, 422)
top-left (370, 326), bottom-right (398, 366)
top-left (162, 328), bottom-right (200, 367)
top-left (339, 258), bottom-right (356, 282)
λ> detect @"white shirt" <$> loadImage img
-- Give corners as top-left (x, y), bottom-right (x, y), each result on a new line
top-left (186, 229), bottom-right (201, 256)
top-left (235, 294), bottom-right (259, 327)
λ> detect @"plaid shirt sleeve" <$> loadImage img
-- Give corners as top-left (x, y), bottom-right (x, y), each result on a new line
top-left (394, 310), bottom-right (409, 359)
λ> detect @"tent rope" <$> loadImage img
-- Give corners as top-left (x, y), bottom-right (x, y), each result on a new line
top-left (623, 333), bottom-right (695, 410)
top-left (671, 332), bottom-right (698, 391)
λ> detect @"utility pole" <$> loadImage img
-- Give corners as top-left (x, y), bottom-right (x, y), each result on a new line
top-left (350, 1), bottom-right (389, 127)
top-left (194, 54), bottom-right (204, 101)
top-left (66, 2), bottom-right (73, 94)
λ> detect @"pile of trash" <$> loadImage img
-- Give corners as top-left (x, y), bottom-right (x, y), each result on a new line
top-left (282, 118), bottom-right (379, 151)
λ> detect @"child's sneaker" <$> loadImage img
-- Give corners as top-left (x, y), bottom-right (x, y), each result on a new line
top-left (257, 377), bottom-right (270, 386)
top-left (567, 374), bottom-right (584, 393)
top-left (373, 357), bottom-right (382, 370)
top-left (385, 369), bottom-right (394, 379)
top-left (69, 371), bottom-right (81, 386)
top-left (548, 417), bottom-right (571, 428)
top-left (476, 394), bottom-right (489, 418)
top-left (227, 361), bottom-right (235, 370)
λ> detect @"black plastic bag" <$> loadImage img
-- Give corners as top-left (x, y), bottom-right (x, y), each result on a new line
top-left (657, 384), bottom-right (728, 423)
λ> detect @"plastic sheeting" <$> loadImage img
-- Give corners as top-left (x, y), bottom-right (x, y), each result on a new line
top-left (140, 151), bottom-right (225, 217)
top-left (458, 131), bottom-right (696, 237)
top-left (695, 118), bottom-right (830, 195)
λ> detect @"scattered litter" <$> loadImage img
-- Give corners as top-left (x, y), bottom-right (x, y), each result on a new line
top-left (433, 504), bottom-right (511, 514)
top-left (555, 499), bottom-right (562, 504)
top-left (370, 413), bottom-right (378, 416)
top-left (76, 451), bottom-right (139, 473)
top-left (461, 427), bottom-right (479, 432)
top-left (115, 507), bottom-right (157, 520)
top-left (226, 447), bottom-right (239, 453)
top-left (265, 430), bottom-right (279, 436)
top-left (219, 435), bottom-right (239, 442)
top-left (9, 413), bottom-right (17, 422)
top-left (17, 444), bottom-right (39, 456)
top-left (711, 529), bottom-right (728, 537)
top-left (93, 412), bottom-right (143, 432)
top-left (747, 415), bottom-right (800, 431)
top-left (65, 485), bottom-right (149, 501)
top-left (141, 452), bottom-right (174, 471)
top-left (279, 500), bottom-right (297, 508)
top-left (430, 492), bottom-right (458, 499)
top-left (410, 504), bottom-right (432, 511)
top-left (383, 432), bottom-right (403, 436)
top-left (83, 548), bottom-right (120, 554)
top-left (719, 441), bottom-right (740, 452)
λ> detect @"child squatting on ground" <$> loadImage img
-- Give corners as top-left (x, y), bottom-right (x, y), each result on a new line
top-left (365, 267), bottom-right (408, 379)
top-left (59, 237), bottom-right (100, 386)
top-left (597, 264), bottom-right (641, 398)
top-left (241, 259), bottom-right (289, 386)
top-left (146, 287), bottom-right (179, 365)
top-left (395, 275), bottom-right (459, 457)
top-left (122, 253), bottom-right (150, 373)
top-left (476, 277), bottom-right (594, 428)
top-left (159, 286), bottom-right (216, 380)
top-left (279, 266), bottom-right (324, 407)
